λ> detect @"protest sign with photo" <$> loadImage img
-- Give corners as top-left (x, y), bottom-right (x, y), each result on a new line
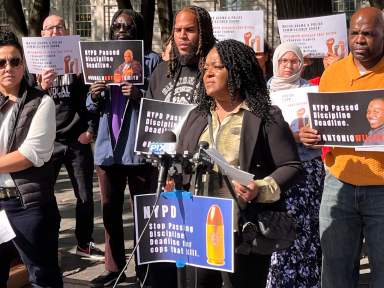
top-left (308, 89), bottom-right (384, 149)
top-left (134, 98), bottom-right (196, 154)
top-left (270, 86), bottom-right (319, 132)
top-left (210, 10), bottom-right (264, 52)
top-left (79, 40), bottom-right (144, 85)
top-left (277, 14), bottom-right (348, 58)
top-left (22, 35), bottom-right (81, 75)
top-left (134, 193), bottom-right (234, 272)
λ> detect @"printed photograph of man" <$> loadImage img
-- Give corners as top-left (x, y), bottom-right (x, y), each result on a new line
top-left (113, 48), bottom-right (142, 83)
top-left (364, 97), bottom-right (384, 145)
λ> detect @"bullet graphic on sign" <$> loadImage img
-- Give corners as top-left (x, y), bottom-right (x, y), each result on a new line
top-left (206, 205), bottom-right (225, 266)
top-left (254, 35), bottom-right (261, 52)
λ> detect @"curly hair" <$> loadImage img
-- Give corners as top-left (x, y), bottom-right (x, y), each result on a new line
top-left (167, 6), bottom-right (216, 78)
top-left (197, 39), bottom-right (271, 121)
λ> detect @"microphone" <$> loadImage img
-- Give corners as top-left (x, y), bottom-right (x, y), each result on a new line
top-left (149, 130), bottom-right (177, 155)
top-left (192, 141), bottom-right (213, 195)
top-left (199, 141), bottom-right (209, 149)
top-left (151, 130), bottom-right (177, 196)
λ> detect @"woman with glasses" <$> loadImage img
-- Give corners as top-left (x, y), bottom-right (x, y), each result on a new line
top-left (0, 31), bottom-right (61, 287)
top-left (266, 43), bottom-right (325, 288)
top-left (87, 9), bottom-right (161, 288)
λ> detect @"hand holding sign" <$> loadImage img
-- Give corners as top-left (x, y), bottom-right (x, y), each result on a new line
top-left (39, 68), bottom-right (57, 90)
top-left (121, 82), bottom-right (142, 100)
top-left (299, 125), bottom-right (321, 147)
top-left (89, 81), bottom-right (107, 101)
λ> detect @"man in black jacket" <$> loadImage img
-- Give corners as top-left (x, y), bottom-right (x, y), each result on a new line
top-left (146, 6), bottom-right (215, 104)
top-left (37, 15), bottom-right (103, 259)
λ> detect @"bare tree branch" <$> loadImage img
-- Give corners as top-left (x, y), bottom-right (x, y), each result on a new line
top-left (141, 0), bottom-right (155, 52)
top-left (28, 0), bottom-right (50, 36)
top-left (116, 0), bottom-right (133, 10)
top-left (4, 0), bottom-right (28, 37)
top-left (157, 0), bottom-right (173, 44)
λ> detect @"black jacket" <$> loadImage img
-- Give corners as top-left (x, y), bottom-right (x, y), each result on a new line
top-left (28, 73), bottom-right (98, 143)
top-left (4, 81), bottom-right (55, 207)
top-left (177, 107), bottom-right (302, 192)
top-left (145, 61), bottom-right (200, 104)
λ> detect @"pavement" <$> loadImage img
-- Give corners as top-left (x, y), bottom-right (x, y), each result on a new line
top-left (53, 168), bottom-right (371, 287)
top-left (56, 168), bottom-right (137, 287)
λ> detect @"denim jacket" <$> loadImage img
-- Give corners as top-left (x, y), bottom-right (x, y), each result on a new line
top-left (87, 51), bottom-right (161, 166)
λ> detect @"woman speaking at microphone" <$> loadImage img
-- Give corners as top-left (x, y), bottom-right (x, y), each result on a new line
top-left (176, 39), bottom-right (301, 288)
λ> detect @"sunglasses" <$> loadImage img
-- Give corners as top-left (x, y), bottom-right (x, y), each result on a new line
top-left (112, 22), bottom-right (134, 31)
top-left (0, 57), bottom-right (22, 69)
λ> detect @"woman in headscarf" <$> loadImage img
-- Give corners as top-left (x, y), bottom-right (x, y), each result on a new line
top-left (266, 43), bottom-right (325, 288)
top-left (177, 39), bottom-right (301, 288)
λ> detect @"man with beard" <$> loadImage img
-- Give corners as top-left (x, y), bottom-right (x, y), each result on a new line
top-left (146, 6), bottom-right (216, 104)
top-left (299, 7), bottom-right (384, 287)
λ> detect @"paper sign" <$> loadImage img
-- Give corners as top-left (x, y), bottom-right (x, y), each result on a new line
top-left (0, 210), bottom-right (16, 244)
top-left (277, 14), bottom-right (348, 57)
top-left (204, 148), bottom-right (254, 185)
top-left (210, 10), bottom-right (264, 52)
top-left (270, 86), bottom-right (319, 132)
top-left (22, 35), bottom-right (81, 75)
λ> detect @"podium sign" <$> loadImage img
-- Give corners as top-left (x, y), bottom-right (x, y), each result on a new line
top-left (134, 193), bottom-right (234, 272)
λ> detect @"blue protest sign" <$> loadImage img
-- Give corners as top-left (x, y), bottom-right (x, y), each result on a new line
top-left (134, 193), bottom-right (234, 272)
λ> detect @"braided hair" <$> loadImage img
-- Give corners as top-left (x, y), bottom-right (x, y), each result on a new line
top-left (168, 5), bottom-right (216, 78)
top-left (197, 39), bottom-right (271, 121)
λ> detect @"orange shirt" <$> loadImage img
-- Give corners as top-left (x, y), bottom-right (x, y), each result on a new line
top-left (319, 53), bottom-right (384, 185)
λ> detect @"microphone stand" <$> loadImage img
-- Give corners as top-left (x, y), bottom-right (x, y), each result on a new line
top-left (148, 148), bottom-right (212, 288)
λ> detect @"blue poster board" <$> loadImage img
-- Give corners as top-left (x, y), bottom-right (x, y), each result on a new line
top-left (134, 192), bottom-right (234, 272)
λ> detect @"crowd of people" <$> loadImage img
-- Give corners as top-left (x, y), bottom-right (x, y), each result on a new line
top-left (0, 4), bottom-right (383, 288)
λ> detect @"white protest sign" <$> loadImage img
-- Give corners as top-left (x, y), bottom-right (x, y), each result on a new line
top-left (0, 210), bottom-right (16, 244)
top-left (210, 10), bottom-right (264, 52)
top-left (22, 35), bottom-right (81, 75)
top-left (277, 14), bottom-right (348, 58)
top-left (270, 86), bottom-right (319, 132)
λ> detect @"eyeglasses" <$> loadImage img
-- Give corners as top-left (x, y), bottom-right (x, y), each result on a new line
top-left (112, 22), bottom-right (134, 31)
top-left (0, 58), bottom-right (22, 69)
top-left (43, 25), bottom-right (65, 32)
top-left (278, 58), bottom-right (300, 66)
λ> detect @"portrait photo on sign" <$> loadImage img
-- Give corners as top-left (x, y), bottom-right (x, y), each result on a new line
top-left (307, 89), bottom-right (384, 149)
top-left (79, 40), bottom-right (144, 85)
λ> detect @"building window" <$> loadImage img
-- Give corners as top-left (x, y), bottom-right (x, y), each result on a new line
top-left (104, 0), bottom-right (118, 39)
top-left (332, 0), bottom-right (368, 19)
top-left (75, 0), bottom-right (92, 38)
top-left (172, 0), bottom-right (192, 12)
top-left (0, 0), bottom-right (8, 31)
